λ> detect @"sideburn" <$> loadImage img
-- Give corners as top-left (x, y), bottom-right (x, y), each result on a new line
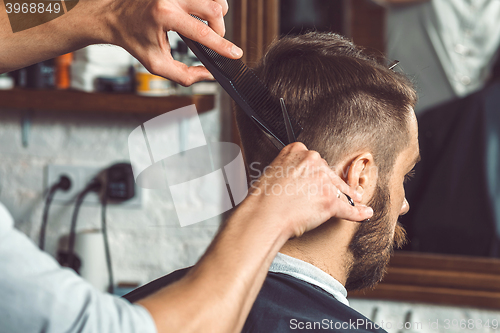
top-left (345, 184), bottom-right (399, 291)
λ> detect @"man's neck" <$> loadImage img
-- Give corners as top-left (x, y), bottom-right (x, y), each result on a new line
top-left (279, 218), bottom-right (357, 286)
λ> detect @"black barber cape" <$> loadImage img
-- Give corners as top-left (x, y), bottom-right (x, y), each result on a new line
top-left (124, 267), bottom-right (386, 333)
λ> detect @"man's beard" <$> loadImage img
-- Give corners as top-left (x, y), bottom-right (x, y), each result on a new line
top-left (344, 184), bottom-right (407, 291)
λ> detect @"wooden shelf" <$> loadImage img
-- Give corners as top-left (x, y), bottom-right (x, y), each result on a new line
top-left (0, 89), bottom-right (215, 114)
top-left (349, 251), bottom-right (500, 309)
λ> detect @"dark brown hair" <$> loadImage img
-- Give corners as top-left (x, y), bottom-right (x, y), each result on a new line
top-left (235, 32), bottom-right (417, 180)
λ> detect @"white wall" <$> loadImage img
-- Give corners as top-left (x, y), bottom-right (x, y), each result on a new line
top-left (0, 93), bottom-right (229, 286)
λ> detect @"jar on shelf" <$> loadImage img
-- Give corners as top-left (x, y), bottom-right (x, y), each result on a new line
top-left (134, 61), bottom-right (176, 96)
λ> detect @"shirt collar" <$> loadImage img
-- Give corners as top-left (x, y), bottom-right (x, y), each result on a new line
top-left (269, 252), bottom-right (349, 306)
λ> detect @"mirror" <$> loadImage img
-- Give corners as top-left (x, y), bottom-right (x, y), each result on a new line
top-left (384, 2), bottom-right (500, 258)
top-left (280, 0), bottom-right (344, 36)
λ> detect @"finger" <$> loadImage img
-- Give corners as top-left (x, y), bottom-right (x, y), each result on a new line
top-left (274, 142), bottom-right (307, 167)
top-left (141, 33), bottom-right (212, 84)
top-left (171, 14), bottom-right (243, 59)
top-left (184, 0), bottom-right (226, 37)
top-left (270, 142), bottom-right (304, 167)
top-left (213, 0), bottom-right (229, 16)
top-left (324, 167), bottom-right (362, 202)
top-left (279, 143), bottom-right (307, 162)
top-left (285, 141), bottom-right (308, 153)
top-left (333, 201), bottom-right (374, 222)
top-left (149, 56), bottom-right (213, 85)
top-left (299, 150), bottom-right (362, 203)
top-left (184, 65), bottom-right (215, 83)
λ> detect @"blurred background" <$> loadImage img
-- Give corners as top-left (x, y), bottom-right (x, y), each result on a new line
top-left (1, 0), bottom-right (500, 329)
top-left (0, 31), bottom-right (226, 294)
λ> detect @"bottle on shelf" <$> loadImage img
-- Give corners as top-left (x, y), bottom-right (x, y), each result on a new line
top-left (0, 73), bottom-right (14, 90)
top-left (26, 59), bottom-right (55, 89)
top-left (70, 45), bottom-right (134, 92)
top-left (9, 68), bottom-right (27, 88)
top-left (55, 53), bottom-right (73, 90)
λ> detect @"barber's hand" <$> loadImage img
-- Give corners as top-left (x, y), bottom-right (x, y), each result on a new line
top-left (246, 142), bottom-right (373, 239)
top-left (105, 0), bottom-right (242, 85)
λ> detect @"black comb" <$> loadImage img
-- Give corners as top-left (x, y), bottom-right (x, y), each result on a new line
top-left (178, 20), bottom-right (302, 149)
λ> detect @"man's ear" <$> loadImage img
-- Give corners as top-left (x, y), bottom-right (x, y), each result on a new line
top-left (344, 153), bottom-right (377, 200)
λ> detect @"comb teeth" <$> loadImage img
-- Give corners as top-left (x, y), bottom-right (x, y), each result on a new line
top-left (179, 33), bottom-right (302, 147)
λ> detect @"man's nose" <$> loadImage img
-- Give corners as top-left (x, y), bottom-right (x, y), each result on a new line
top-left (400, 198), bottom-right (410, 215)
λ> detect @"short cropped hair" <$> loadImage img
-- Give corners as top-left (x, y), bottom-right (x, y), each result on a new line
top-left (235, 32), bottom-right (417, 180)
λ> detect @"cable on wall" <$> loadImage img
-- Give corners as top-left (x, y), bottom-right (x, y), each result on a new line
top-left (39, 175), bottom-right (71, 250)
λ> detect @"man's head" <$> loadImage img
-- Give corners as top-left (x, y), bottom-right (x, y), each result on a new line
top-left (235, 32), bottom-right (419, 291)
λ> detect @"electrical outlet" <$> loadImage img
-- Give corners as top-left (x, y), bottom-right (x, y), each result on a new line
top-left (46, 164), bottom-right (142, 207)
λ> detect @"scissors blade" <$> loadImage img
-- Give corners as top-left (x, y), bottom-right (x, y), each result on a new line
top-left (250, 116), bottom-right (286, 149)
top-left (280, 98), bottom-right (296, 145)
top-left (388, 60), bottom-right (400, 70)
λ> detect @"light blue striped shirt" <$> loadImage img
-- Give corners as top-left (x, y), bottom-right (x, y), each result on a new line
top-left (0, 202), bottom-right (157, 333)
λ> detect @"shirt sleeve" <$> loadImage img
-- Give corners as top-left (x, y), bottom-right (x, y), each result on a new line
top-left (0, 203), bottom-right (158, 333)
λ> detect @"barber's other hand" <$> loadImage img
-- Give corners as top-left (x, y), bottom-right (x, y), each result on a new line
top-left (246, 142), bottom-right (374, 239)
top-left (102, 0), bottom-right (242, 85)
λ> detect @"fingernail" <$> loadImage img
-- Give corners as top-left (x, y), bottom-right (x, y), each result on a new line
top-left (366, 207), bottom-right (374, 216)
top-left (231, 45), bottom-right (243, 58)
top-left (207, 73), bottom-right (215, 80)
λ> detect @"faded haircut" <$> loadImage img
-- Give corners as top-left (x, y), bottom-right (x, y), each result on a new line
top-left (235, 32), bottom-right (417, 181)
